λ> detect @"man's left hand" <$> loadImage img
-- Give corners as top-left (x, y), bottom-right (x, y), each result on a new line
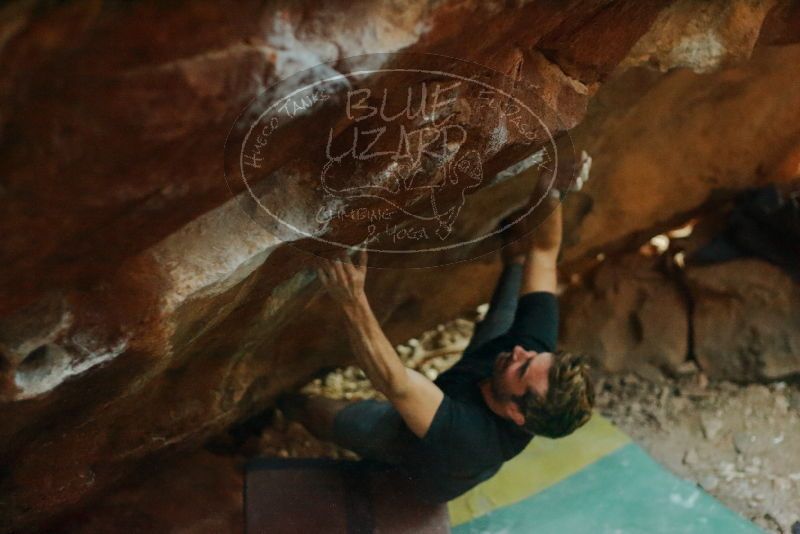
top-left (529, 199), bottom-right (562, 256)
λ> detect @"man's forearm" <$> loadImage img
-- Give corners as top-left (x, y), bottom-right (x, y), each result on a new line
top-left (521, 249), bottom-right (558, 295)
top-left (520, 200), bottom-right (562, 295)
top-left (317, 251), bottom-right (444, 439)
top-left (340, 294), bottom-right (410, 397)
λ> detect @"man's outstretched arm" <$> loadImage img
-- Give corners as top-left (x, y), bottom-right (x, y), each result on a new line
top-left (317, 251), bottom-right (444, 439)
top-left (498, 190), bottom-right (562, 351)
top-left (521, 196), bottom-right (562, 296)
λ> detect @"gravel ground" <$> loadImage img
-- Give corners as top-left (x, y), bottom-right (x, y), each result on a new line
top-left (262, 309), bottom-right (800, 533)
top-left (595, 368), bottom-right (800, 534)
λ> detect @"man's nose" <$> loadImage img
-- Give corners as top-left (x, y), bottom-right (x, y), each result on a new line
top-left (512, 345), bottom-right (535, 361)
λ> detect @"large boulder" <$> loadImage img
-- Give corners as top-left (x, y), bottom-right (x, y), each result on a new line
top-left (560, 254), bottom-right (689, 374)
top-left (561, 254), bottom-right (800, 381)
top-left (0, 1), bottom-right (662, 529)
top-left (687, 259), bottom-right (800, 381)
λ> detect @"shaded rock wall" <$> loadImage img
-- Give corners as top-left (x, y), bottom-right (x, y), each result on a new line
top-left (689, 259), bottom-right (800, 381)
top-left (561, 254), bottom-right (800, 382)
top-left (560, 254), bottom-right (689, 375)
top-left (45, 451), bottom-right (244, 534)
top-left (0, 0), bottom-right (798, 531)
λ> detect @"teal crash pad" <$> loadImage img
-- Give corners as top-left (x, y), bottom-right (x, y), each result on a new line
top-left (454, 443), bottom-right (763, 534)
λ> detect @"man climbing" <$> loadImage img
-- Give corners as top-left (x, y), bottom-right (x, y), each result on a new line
top-left (280, 188), bottom-right (595, 503)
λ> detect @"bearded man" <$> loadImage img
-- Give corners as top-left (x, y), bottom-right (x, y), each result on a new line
top-left (280, 191), bottom-right (594, 503)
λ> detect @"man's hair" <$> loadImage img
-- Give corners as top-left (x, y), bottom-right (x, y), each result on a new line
top-left (513, 351), bottom-right (595, 438)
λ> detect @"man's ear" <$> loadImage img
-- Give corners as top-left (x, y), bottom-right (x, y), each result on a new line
top-left (507, 402), bottom-right (525, 426)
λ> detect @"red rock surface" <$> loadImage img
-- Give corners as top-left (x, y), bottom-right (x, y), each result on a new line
top-left (0, 1), bottom-right (798, 531)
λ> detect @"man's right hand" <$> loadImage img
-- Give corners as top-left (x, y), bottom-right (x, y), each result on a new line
top-left (316, 250), bottom-right (368, 309)
top-left (519, 185), bottom-right (562, 295)
top-left (500, 182), bottom-right (563, 264)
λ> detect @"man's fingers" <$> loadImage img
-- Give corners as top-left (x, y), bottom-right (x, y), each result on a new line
top-left (316, 254), bottom-right (340, 283)
top-left (333, 255), bottom-right (349, 281)
top-left (316, 266), bottom-right (330, 287)
top-left (316, 249), bottom-right (367, 288)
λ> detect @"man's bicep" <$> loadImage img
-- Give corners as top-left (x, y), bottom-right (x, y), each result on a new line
top-left (387, 368), bottom-right (445, 439)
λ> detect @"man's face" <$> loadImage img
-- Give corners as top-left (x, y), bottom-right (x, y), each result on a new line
top-left (490, 345), bottom-right (554, 405)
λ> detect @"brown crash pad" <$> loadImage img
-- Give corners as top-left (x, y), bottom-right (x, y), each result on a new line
top-left (245, 458), bottom-right (451, 534)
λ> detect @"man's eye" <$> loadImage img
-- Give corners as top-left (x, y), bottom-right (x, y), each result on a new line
top-left (518, 360), bottom-right (530, 378)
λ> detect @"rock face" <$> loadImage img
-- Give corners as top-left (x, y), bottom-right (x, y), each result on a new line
top-left (0, 0), bottom-right (799, 531)
top-left (563, 40), bottom-right (800, 265)
top-left (562, 254), bottom-right (800, 382)
top-left (560, 254), bottom-right (689, 374)
top-left (688, 259), bottom-right (800, 381)
top-left (47, 451), bottom-right (244, 534)
top-left (618, 0), bottom-right (780, 72)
